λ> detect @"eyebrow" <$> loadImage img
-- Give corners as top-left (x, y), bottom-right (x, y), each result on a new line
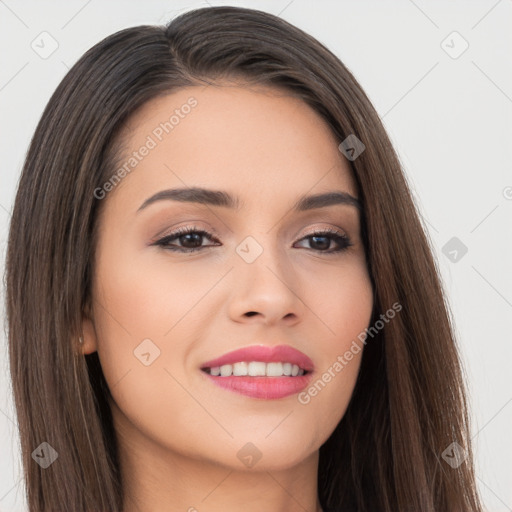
top-left (137, 187), bottom-right (362, 213)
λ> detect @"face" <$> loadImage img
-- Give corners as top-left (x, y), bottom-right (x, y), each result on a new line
top-left (82, 83), bottom-right (373, 472)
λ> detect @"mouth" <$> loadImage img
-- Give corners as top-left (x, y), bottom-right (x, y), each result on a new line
top-left (199, 345), bottom-right (314, 399)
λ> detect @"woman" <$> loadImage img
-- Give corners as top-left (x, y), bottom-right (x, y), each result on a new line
top-left (5, 6), bottom-right (483, 511)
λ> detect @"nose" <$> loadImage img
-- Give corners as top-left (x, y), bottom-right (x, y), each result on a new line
top-left (226, 240), bottom-right (305, 326)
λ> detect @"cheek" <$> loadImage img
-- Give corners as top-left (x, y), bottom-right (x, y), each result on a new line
top-left (325, 273), bottom-right (373, 340)
top-left (90, 240), bottom-right (221, 438)
top-left (92, 239), bottom-right (214, 350)
top-left (294, 259), bottom-right (373, 422)
top-left (304, 255), bottom-right (374, 344)
top-left (91, 252), bottom-right (205, 453)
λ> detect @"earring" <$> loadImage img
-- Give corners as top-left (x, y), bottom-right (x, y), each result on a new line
top-left (78, 336), bottom-right (84, 345)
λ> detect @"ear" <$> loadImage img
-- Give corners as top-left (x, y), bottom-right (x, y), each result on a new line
top-left (80, 303), bottom-right (99, 355)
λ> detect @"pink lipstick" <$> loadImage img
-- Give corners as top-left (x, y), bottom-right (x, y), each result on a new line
top-left (200, 344), bottom-right (314, 400)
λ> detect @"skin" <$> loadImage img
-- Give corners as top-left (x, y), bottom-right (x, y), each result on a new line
top-left (81, 83), bottom-right (374, 512)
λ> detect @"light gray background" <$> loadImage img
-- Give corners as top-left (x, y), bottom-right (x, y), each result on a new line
top-left (1, 1), bottom-right (511, 510)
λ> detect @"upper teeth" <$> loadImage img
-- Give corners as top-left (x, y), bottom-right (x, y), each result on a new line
top-left (207, 362), bottom-right (305, 377)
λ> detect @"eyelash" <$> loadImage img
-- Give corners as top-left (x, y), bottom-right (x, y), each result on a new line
top-left (153, 225), bottom-right (353, 254)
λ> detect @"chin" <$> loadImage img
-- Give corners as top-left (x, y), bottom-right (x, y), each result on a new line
top-left (200, 434), bottom-right (319, 473)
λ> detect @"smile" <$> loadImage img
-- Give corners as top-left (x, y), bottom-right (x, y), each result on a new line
top-left (202, 361), bottom-right (307, 377)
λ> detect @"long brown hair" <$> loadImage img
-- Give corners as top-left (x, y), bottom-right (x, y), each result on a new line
top-left (5, 6), bottom-right (482, 511)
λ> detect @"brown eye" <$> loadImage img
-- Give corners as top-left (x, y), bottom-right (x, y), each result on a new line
top-left (154, 227), bottom-right (219, 253)
top-left (294, 229), bottom-right (352, 253)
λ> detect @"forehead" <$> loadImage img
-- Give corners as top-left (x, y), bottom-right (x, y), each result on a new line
top-left (105, 83), bottom-right (357, 213)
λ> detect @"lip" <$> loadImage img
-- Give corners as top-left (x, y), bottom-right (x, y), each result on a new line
top-left (201, 374), bottom-right (312, 400)
top-left (200, 344), bottom-right (315, 372)
top-left (200, 344), bottom-right (314, 400)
